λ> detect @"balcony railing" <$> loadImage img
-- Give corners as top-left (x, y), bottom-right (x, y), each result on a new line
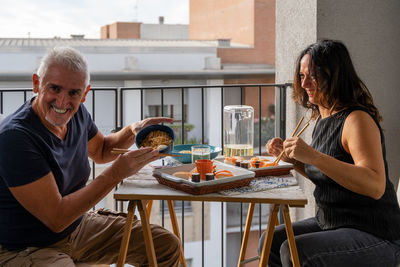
top-left (0, 83), bottom-right (289, 267)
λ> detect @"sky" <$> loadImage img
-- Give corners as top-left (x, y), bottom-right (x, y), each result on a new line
top-left (0, 0), bottom-right (189, 39)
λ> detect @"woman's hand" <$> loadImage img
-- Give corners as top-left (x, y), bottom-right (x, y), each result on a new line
top-left (283, 136), bottom-right (318, 164)
top-left (266, 138), bottom-right (294, 164)
top-left (266, 137), bottom-right (283, 157)
top-left (130, 117), bottom-right (174, 136)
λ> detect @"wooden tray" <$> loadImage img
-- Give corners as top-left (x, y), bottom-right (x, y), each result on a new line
top-left (214, 156), bottom-right (294, 177)
top-left (152, 161), bottom-right (255, 195)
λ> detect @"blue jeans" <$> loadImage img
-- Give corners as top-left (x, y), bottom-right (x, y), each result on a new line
top-left (258, 217), bottom-right (400, 267)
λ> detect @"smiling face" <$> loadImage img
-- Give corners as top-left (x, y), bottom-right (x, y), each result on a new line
top-left (32, 63), bottom-right (90, 135)
top-left (299, 54), bottom-right (320, 105)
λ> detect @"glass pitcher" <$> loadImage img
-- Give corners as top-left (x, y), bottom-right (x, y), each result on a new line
top-left (223, 105), bottom-right (254, 157)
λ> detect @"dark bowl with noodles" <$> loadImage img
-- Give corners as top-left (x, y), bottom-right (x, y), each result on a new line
top-left (135, 125), bottom-right (175, 154)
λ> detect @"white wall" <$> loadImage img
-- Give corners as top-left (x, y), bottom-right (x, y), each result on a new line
top-left (316, 0), bottom-right (400, 189)
top-left (141, 24), bottom-right (188, 40)
top-left (276, 0), bottom-right (318, 220)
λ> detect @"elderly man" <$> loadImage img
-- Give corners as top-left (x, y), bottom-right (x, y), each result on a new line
top-left (0, 47), bottom-right (180, 266)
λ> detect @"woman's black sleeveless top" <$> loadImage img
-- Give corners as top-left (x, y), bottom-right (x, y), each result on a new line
top-left (304, 107), bottom-right (400, 240)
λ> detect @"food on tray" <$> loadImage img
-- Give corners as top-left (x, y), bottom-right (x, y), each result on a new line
top-left (188, 167), bottom-right (235, 180)
top-left (190, 166), bottom-right (216, 174)
top-left (191, 173), bottom-right (200, 183)
top-left (215, 170), bottom-right (234, 179)
top-left (249, 157), bottom-right (278, 168)
top-left (205, 173), bottom-right (215, 181)
top-left (172, 171), bottom-right (192, 180)
top-left (224, 156), bottom-right (279, 169)
top-left (240, 160), bottom-right (250, 169)
top-left (179, 150), bottom-right (192, 154)
top-left (224, 156), bottom-right (245, 166)
top-left (140, 130), bottom-right (173, 150)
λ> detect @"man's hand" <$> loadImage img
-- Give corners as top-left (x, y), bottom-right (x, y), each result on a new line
top-left (130, 117), bottom-right (174, 136)
top-left (106, 147), bottom-right (160, 183)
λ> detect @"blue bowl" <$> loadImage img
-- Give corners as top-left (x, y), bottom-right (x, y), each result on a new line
top-left (135, 125), bottom-right (175, 153)
top-left (171, 144), bottom-right (222, 163)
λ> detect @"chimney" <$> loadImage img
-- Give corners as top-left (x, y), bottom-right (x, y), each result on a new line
top-left (159, 16), bottom-right (164, 24)
top-left (70, 34), bottom-right (85, 40)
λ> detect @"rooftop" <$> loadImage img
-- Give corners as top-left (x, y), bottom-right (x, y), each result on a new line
top-left (0, 37), bottom-right (251, 49)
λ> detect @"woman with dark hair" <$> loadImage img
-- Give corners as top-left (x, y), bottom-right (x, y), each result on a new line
top-left (260, 40), bottom-right (400, 266)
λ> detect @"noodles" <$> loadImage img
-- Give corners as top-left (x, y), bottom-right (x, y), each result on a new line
top-left (140, 130), bottom-right (173, 149)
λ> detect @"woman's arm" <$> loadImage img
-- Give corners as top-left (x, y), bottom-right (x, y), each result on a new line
top-left (284, 110), bottom-right (385, 199)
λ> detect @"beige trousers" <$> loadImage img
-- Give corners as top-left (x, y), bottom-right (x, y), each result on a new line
top-left (0, 209), bottom-right (181, 267)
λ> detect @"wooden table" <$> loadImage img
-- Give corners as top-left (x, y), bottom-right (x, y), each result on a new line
top-left (114, 173), bottom-right (307, 267)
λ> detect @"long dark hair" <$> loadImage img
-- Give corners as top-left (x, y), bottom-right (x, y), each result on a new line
top-left (292, 39), bottom-right (382, 121)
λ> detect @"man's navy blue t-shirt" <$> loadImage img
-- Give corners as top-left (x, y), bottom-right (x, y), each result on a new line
top-left (0, 98), bottom-right (98, 250)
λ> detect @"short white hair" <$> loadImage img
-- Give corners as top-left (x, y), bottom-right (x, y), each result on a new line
top-left (37, 47), bottom-right (90, 86)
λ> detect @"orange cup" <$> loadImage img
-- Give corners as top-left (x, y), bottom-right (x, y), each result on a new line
top-left (195, 159), bottom-right (215, 180)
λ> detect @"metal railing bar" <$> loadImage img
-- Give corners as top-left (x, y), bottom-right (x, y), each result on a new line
top-left (220, 87), bottom-right (224, 152)
top-left (119, 88), bottom-right (124, 130)
top-left (240, 203), bottom-right (243, 240)
top-left (202, 201), bottom-right (205, 267)
top-left (240, 86), bottom-right (243, 105)
top-left (201, 87), bottom-right (205, 144)
top-left (161, 89), bottom-right (164, 117)
top-left (114, 88), bottom-right (118, 134)
top-left (258, 85), bottom-right (262, 155)
top-left (90, 89), bottom-right (95, 208)
top-left (221, 202), bottom-right (224, 267)
top-left (181, 200), bottom-right (185, 252)
top-left (181, 88), bottom-right (184, 144)
top-left (116, 87), bottom-right (121, 212)
top-left (161, 89), bottom-right (166, 227)
top-left (140, 89), bottom-right (144, 121)
top-left (259, 204), bottom-right (262, 237)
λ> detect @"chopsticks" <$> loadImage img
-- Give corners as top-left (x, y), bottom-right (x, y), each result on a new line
top-left (111, 148), bottom-right (182, 157)
top-left (273, 116), bottom-right (311, 165)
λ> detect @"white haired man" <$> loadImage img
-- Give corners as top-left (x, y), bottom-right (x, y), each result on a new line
top-left (0, 47), bottom-right (180, 266)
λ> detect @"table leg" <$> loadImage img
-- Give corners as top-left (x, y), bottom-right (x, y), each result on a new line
top-left (259, 204), bottom-right (280, 267)
top-left (147, 200), bottom-right (154, 220)
top-left (237, 203), bottom-right (255, 267)
top-left (137, 200), bottom-right (158, 267)
top-left (117, 200), bottom-right (137, 267)
top-left (167, 200), bottom-right (187, 267)
top-left (282, 205), bottom-right (300, 267)
top-left (272, 204), bottom-right (280, 227)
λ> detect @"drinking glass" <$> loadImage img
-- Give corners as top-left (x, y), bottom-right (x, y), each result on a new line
top-left (191, 144), bottom-right (211, 163)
